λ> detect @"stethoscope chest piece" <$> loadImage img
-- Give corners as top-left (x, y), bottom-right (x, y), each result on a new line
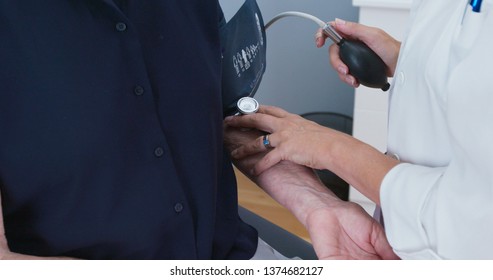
top-left (237, 97), bottom-right (259, 115)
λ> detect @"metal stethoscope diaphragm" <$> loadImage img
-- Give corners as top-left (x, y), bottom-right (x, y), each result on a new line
top-left (236, 97), bottom-right (259, 115)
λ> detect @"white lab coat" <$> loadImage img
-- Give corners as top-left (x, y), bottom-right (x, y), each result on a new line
top-left (381, 0), bottom-right (493, 259)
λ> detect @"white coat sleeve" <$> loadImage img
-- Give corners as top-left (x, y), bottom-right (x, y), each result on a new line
top-left (381, 148), bottom-right (493, 260)
top-left (380, 164), bottom-right (444, 259)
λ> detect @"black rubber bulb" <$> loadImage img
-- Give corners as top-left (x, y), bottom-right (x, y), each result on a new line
top-left (323, 24), bottom-right (390, 91)
top-left (338, 39), bottom-right (390, 91)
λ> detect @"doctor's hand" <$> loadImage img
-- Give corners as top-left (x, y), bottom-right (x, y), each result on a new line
top-left (316, 18), bottom-right (401, 88)
top-left (223, 124), bottom-right (397, 259)
top-left (225, 105), bottom-right (398, 205)
top-left (225, 105), bottom-right (340, 175)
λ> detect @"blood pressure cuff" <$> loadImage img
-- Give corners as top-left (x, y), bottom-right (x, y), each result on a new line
top-left (220, 0), bottom-right (267, 116)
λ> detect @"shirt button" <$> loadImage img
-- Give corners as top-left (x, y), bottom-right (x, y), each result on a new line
top-left (397, 71), bottom-right (405, 86)
top-left (115, 22), bottom-right (127, 32)
top-left (154, 147), bottom-right (165, 157)
top-left (174, 203), bottom-right (184, 213)
top-left (134, 85), bottom-right (144, 96)
top-left (391, 153), bottom-right (400, 161)
top-left (385, 152), bottom-right (400, 161)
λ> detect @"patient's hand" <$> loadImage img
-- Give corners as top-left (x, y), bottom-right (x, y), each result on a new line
top-left (224, 123), bottom-right (397, 259)
top-left (305, 199), bottom-right (398, 260)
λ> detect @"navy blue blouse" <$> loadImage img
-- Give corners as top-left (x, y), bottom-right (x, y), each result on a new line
top-left (0, 0), bottom-right (257, 259)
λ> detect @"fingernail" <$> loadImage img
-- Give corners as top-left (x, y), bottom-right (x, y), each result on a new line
top-left (346, 76), bottom-right (355, 85)
top-left (224, 116), bottom-right (233, 122)
top-left (335, 18), bottom-right (346, 26)
top-left (231, 149), bottom-right (238, 157)
top-left (338, 66), bottom-right (347, 75)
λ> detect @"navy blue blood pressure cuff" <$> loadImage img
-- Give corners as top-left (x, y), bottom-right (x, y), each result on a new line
top-left (220, 0), bottom-right (267, 116)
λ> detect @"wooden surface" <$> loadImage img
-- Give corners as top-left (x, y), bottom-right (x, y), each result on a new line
top-left (235, 168), bottom-right (311, 243)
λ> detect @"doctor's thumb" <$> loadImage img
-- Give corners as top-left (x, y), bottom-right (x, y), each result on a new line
top-left (333, 18), bottom-right (374, 45)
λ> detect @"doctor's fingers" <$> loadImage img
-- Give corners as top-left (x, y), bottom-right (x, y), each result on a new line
top-left (315, 28), bottom-right (328, 48)
top-left (339, 72), bottom-right (359, 88)
top-left (257, 105), bottom-right (290, 118)
top-left (329, 44), bottom-right (359, 87)
top-left (252, 149), bottom-right (285, 176)
top-left (225, 113), bottom-right (282, 133)
top-left (334, 19), bottom-right (399, 69)
top-left (229, 135), bottom-right (283, 175)
top-left (329, 44), bottom-right (349, 76)
top-left (231, 134), bottom-right (275, 160)
top-left (332, 19), bottom-right (377, 45)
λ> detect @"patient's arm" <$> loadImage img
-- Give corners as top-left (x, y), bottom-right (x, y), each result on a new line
top-left (224, 124), bottom-right (397, 259)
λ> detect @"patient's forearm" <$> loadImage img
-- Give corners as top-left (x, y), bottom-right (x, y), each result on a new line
top-left (234, 158), bottom-right (340, 227)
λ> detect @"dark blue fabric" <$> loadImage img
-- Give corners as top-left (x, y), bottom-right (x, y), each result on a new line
top-left (0, 0), bottom-right (257, 259)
